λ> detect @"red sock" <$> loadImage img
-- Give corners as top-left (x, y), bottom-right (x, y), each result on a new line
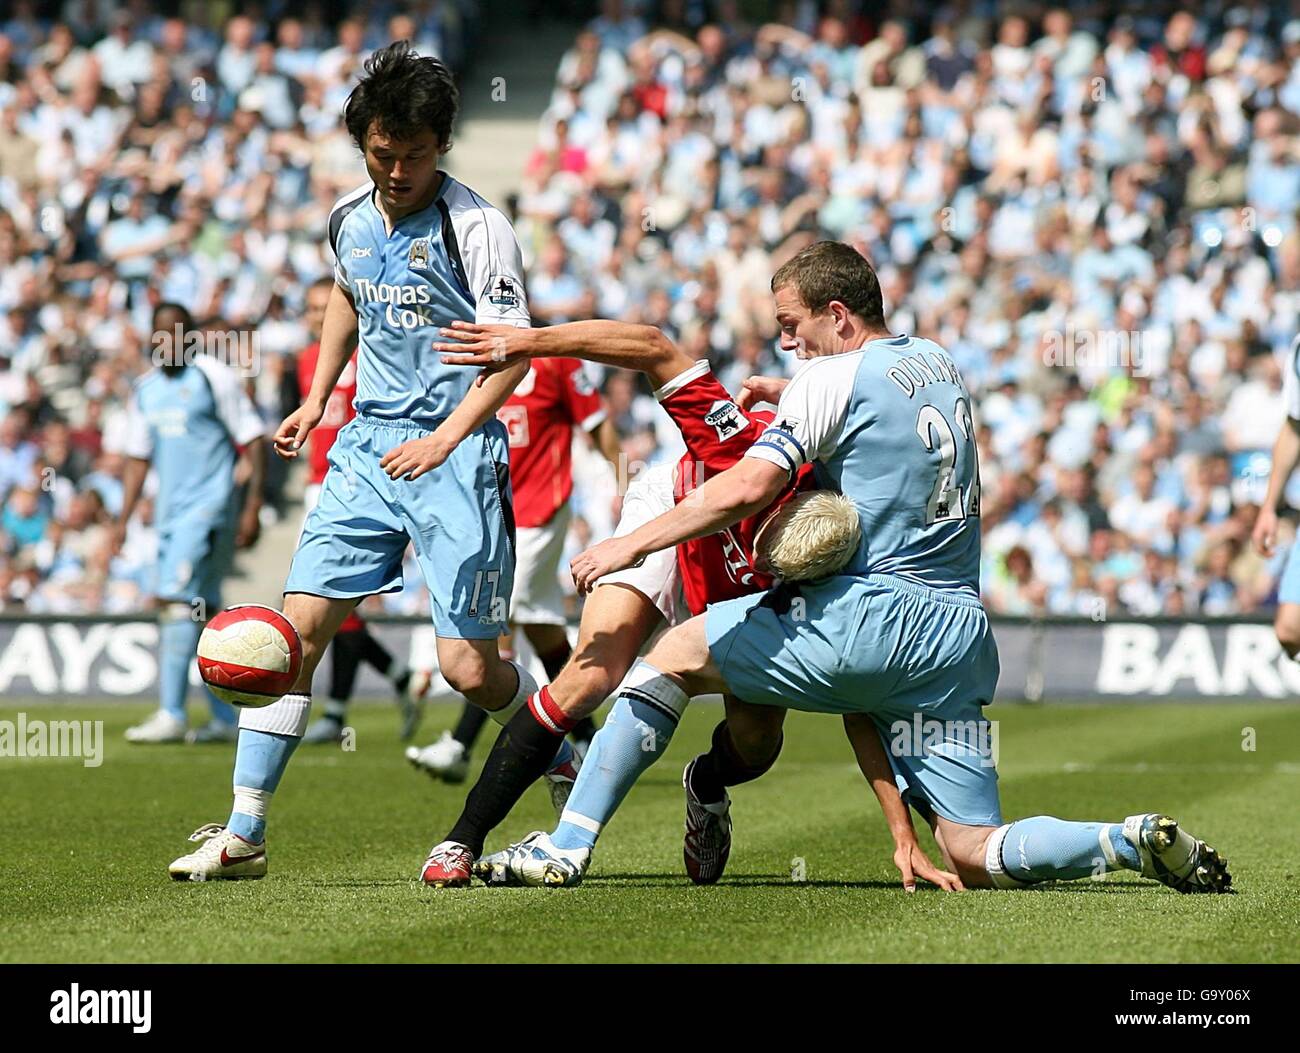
top-left (528, 685), bottom-right (577, 734)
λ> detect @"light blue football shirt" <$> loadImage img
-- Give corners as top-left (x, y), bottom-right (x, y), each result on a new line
top-left (327, 174), bottom-right (531, 425)
top-left (122, 356), bottom-right (265, 524)
top-left (747, 335), bottom-right (983, 592)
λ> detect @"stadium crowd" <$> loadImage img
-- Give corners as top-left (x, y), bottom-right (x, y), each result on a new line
top-left (1, 1), bottom-right (1299, 620)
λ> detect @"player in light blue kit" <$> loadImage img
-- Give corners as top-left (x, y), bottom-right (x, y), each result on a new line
top-left (115, 302), bottom-right (267, 745)
top-left (1251, 336), bottom-right (1300, 656)
top-left (486, 242), bottom-right (1232, 895)
top-left (168, 43), bottom-right (577, 882)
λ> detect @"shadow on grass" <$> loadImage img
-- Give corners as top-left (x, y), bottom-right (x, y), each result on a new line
top-left (580, 873), bottom-right (912, 890)
top-left (582, 875), bottom-right (1186, 894)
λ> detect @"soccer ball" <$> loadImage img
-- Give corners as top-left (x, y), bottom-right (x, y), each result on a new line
top-left (197, 604), bottom-right (303, 708)
top-left (754, 490), bottom-right (861, 582)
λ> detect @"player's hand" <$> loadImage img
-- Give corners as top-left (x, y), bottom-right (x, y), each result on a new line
top-left (107, 520), bottom-right (127, 557)
top-left (435, 321), bottom-right (536, 386)
top-left (893, 838), bottom-right (964, 893)
top-left (380, 434), bottom-right (454, 481)
top-left (235, 504), bottom-right (261, 549)
top-left (1252, 505), bottom-right (1279, 557)
top-left (737, 375), bottom-right (789, 411)
top-left (570, 535), bottom-right (643, 593)
top-left (274, 403), bottom-right (324, 460)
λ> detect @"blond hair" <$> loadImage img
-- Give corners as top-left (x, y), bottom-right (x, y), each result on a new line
top-left (754, 490), bottom-right (861, 582)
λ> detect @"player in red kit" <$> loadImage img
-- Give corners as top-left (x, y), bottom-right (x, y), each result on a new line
top-left (292, 279), bottom-right (423, 745)
top-left (406, 355), bottom-right (621, 780)
top-left (415, 318), bottom-right (816, 886)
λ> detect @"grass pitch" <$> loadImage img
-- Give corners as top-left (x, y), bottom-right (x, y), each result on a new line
top-left (2, 700), bottom-right (1297, 963)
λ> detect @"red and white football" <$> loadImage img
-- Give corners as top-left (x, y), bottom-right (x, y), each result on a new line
top-left (197, 604), bottom-right (303, 707)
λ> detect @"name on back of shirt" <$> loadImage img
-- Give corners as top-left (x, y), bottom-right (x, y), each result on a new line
top-left (885, 352), bottom-right (965, 399)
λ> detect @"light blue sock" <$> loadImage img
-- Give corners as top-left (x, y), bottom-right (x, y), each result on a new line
top-left (159, 613), bottom-right (202, 723)
top-left (997, 816), bottom-right (1140, 883)
top-left (227, 725), bottom-right (302, 843)
top-left (551, 661), bottom-right (689, 851)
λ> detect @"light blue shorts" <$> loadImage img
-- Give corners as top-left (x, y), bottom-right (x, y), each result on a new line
top-left (706, 572), bottom-right (1003, 826)
top-left (155, 502), bottom-right (237, 608)
top-left (1278, 541), bottom-right (1300, 605)
top-left (284, 414), bottom-right (515, 640)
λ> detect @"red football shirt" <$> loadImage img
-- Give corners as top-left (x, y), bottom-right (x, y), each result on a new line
top-left (658, 363), bottom-right (814, 616)
top-left (297, 342), bottom-right (359, 486)
top-left (497, 358), bottom-right (606, 528)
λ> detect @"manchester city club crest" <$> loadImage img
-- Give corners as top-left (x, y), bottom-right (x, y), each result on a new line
top-left (408, 238), bottom-right (430, 269)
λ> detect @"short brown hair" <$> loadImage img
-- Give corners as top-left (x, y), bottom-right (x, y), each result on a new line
top-left (771, 241), bottom-right (885, 327)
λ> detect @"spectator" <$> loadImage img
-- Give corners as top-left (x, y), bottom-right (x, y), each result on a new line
top-left (2, 4), bottom-right (1298, 620)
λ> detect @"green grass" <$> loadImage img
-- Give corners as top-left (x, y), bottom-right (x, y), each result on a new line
top-left (2, 701), bottom-right (1298, 963)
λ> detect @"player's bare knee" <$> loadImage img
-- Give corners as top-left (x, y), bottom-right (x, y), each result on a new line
top-left (441, 656), bottom-right (490, 700)
top-left (282, 594), bottom-right (344, 646)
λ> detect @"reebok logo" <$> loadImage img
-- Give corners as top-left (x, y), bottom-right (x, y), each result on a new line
top-left (351, 246), bottom-right (373, 258)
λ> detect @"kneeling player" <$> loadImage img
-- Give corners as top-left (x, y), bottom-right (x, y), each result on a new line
top-left (419, 318), bottom-right (955, 889)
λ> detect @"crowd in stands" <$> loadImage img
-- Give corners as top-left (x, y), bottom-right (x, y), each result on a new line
top-left (1, 1), bottom-right (1299, 620)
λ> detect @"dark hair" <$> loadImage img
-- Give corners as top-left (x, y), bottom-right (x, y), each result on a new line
top-left (771, 241), bottom-right (885, 327)
top-left (152, 301), bottom-right (194, 330)
top-left (344, 41), bottom-right (459, 151)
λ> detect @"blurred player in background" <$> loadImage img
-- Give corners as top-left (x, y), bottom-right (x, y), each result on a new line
top-left (114, 302), bottom-right (267, 744)
top-left (405, 354), bottom-right (621, 779)
top-left (1252, 336), bottom-right (1300, 657)
top-left (290, 277), bottom-right (425, 745)
top-left (169, 43), bottom-right (573, 882)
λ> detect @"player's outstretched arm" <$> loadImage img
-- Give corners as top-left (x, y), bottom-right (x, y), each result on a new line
top-left (571, 456), bottom-right (787, 592)
top-left (275, 283), bottom-right (358, 460)
top-left (436, 319), bottom-right (695, 391)
top-left (842, 713), bottom-right (964, 893)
